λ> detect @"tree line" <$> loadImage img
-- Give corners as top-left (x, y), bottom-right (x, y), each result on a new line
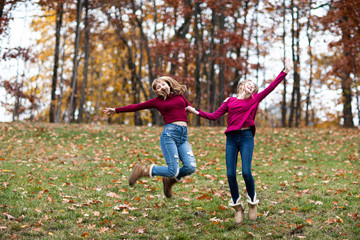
top-left (1, 0), bottom-right (359, 128)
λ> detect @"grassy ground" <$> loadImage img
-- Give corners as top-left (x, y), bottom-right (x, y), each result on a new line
top-left (0, 122), bottom-right (359, 239)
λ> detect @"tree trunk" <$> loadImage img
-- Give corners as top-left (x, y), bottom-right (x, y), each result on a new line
top-left (231, 0), bottom-right (249, 94)
top-left (55, 1), bottom-right (68, 123)
top-left (294, 7), bottom-right (301, 127)
top-left (288, 0), bottom-right (298, 127)
top-left (341, 72), bottom-right (354, 127)
top-left (132, 0), bottom-right (157, 125)
top-left (0, 0), bottom-right (5, 19)
top-left (243, 2), bottom-right (258, 82)
top-left (305, 1), bottom-right (313, 126)
top-left (50, 2), bottom-right (63, 123)
top-left (170, 0), bottom-right (192, 75)
top-left (281, 0), bottom-right (287, 127)
top-left (78, 0), bottom-right (90, 123)
top-left (194, 0), bottom-right (201, 126)
top-left (152, 0), bottom-right (161, 125)
top-left (199, 9), bottom-right (208, 126)
top-left (255, 2), bottom-right (260, 86)
top-left (207, 9), bottom-right (216, 126)
top-left (340, 16), bottom-right (354, 128)
top-left (217, 7), bottom-right (225, 126)
top-left (65, 0), bottom-right (83, 123)
top-left (352, 53), bottom-right (360, 126)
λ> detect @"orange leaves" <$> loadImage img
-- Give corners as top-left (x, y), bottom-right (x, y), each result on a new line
top-left (305, 218), bottom-right (313, 224)
top-left (218, 204), bottom-right (228, 211)
top-left (210, 217), bottom-right (223, 224)
top-left (196, 194), bottom-right (212, 201)
top-left (325, 216), bottom-right (343, 224)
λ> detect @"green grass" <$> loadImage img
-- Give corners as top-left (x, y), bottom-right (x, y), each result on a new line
top-left (0, 122), bottom-right (359, 239)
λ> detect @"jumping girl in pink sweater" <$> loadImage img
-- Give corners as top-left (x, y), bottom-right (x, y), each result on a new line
top-left (186, 60), bottom-right (292, 224)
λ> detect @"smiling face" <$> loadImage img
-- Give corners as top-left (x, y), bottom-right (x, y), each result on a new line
top-left (244, 81), bottom-right (256, 94)
top-left (237, 80), bottom-right (259, 99)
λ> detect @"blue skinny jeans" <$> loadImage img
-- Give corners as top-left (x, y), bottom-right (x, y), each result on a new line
top-left (225, 129), bottom-right (255, 203)
top-left (152, 123), bottom-right (196, 180)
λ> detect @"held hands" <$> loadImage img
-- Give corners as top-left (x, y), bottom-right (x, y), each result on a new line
top-left (186, 106), bottom-right (199, 115)
top-left (103, 107), bottom-right (116, 117)
top-left (283, 59), bottom-right (293, 73)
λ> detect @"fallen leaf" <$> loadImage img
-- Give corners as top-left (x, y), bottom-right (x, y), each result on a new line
top-left (218, 205), bottom-right (228, 210)
top-left (2, 212), bottom-right (14, 220)
top-left (106, 192), bottom-right (121, 198)
top-left (99, 227), bottom-right (109, 233)
top-left (135, 227), bottom-right (146, 234)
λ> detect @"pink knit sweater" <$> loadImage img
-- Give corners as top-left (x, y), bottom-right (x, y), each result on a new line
top-left (199, 71), bottom-right (288, 135)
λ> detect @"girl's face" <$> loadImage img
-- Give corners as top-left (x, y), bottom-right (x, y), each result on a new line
top-left (244, 81), bottom-right (256, 94)
top-left (155, 80), bottom-right (170, 95)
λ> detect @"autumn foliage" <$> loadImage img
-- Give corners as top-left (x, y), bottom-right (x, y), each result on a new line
top-left (0, 0), bottom-right (359, 127)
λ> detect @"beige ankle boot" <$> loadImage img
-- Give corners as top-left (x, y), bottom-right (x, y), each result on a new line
top-left (128, 164), bottom-right (155, 186)
top-left (162, 177), bottom-right (179, 198)
top-left (247, 193), bottom-right (259, 221)
top-left (229, 198), bottom-right (245, 224)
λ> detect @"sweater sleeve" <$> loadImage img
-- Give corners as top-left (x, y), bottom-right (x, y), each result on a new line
top-left (181, 94), bottom-right (191, 107)
top-left (115, 98), bottom-right (157, 113)
top-left (198, 100), bottom-right (228, 121)
top-left (256, 71), bottom-right (287, 102)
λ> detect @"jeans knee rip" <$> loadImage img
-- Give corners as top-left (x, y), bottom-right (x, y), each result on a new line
top-left (186, 150), bottom-right (194, 157)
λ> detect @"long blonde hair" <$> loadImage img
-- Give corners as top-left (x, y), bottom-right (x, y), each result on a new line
top-left (237, 80), bottom-right (259, 100)
top-left (152, 76), bottom-right (187, 99)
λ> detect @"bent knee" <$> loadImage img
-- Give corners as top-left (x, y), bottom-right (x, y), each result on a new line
top-left (188, 165), bottom-right (196, 174)
top-left (167, 168), bottom-right (178, 178)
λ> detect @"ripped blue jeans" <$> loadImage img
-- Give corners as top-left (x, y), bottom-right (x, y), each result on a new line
top-left (152, 123), bottom-right (196, 180)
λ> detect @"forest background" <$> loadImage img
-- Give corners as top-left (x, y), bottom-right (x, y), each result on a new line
top-left (0, 0), bottom-right (360, 128)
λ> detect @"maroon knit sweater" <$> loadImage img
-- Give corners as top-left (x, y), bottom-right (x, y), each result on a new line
top-left (115, 93), bottom-right (191, 124)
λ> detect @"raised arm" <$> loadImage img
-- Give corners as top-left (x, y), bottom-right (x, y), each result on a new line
top-left (256, 59), bottom-right (292, 102)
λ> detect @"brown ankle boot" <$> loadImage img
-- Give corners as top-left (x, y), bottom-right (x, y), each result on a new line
top-left (247, 193), bottom-right (259, 221)
top-left (162, 177), bottom-right (178, 198)
top-left (229, 198), bottom-right (245, 224)
top-left (128, 164), bottom-right (155, 186)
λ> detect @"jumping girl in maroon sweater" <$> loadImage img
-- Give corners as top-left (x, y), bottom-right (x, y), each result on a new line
top-left (103, 77), bottom-right (196, 198)
top-left (187, 59), bottom-right (292, 224)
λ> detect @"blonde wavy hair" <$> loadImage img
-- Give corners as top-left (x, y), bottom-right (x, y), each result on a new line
top-left (237, 80), bottom-right (259, 100)
top-left (152, 76), bottom-right (187, 99)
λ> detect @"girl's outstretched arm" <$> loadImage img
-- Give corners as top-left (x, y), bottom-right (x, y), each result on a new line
top-left (256, 59), bottom-right (293, 102)
top-left (103, 107), bottom-right (116, 117)
top-left (196, 98), bottom-right (229, 121)
top-left (283, 59), bottom-right (293, 74)
top-left (186, 106), bottom-right (199, 115)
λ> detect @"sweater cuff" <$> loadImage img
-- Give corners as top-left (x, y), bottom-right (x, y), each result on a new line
top-left (198, 109), bottom-right (205, 117)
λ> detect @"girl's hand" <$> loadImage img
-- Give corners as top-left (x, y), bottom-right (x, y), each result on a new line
top-left (103, 107), bottom-right (116, 117)
top-left (186, 106), bottom-right (199, 115)
top-left (284, 59), bottom-right (293, 73)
